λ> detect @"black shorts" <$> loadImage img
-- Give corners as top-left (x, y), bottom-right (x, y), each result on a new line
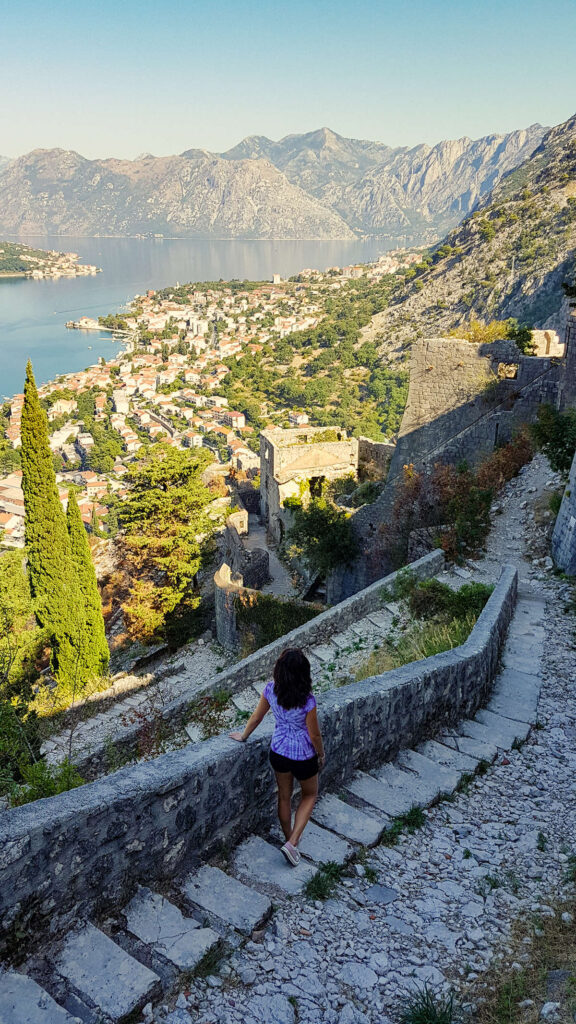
top-left (269, 749), bottom-right (319, 780)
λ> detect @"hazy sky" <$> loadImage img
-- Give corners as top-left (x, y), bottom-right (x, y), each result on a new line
top-left (2, 0), bottom-right (575, 159)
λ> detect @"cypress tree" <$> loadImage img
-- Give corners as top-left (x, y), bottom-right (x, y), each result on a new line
top-left (20, 360), bottom-right (80, 685)
top-left (66, 491), bottom-right (109, 678)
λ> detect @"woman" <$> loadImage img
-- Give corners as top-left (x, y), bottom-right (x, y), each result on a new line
top-left (230, 647), bottom-right (325, 866)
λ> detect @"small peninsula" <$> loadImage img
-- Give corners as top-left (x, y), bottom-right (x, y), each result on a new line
top-left (0, 240), bottom-right (101, 278)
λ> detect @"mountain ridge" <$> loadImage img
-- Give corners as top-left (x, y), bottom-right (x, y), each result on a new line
top-left (0, 123), bottom-right (549, 240)
top-left (361, 112), bottom-right (576, 344)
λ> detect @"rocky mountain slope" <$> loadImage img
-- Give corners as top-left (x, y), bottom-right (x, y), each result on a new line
top-left (0, 149), bottom-right (354, 239)
top-left (222, 125), bottom-right (546, 236)
top-left (363, 113), bottom-right (576, 344)
top-left (0, 125), bottom-right (545, 240)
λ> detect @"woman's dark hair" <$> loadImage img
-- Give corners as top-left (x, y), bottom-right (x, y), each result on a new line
top-left (273, 648), bottom-right (312, 710)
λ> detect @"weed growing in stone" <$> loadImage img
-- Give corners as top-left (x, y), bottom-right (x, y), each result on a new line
top-left (381, 806), bottom-right (426, 846)
top-left (304, 862), bottom-right (344, 900)
top-left (397, 983), bottom-right (456, 1024)
top-left (188, 689), bottom-right (232, 740)
top-left (537, 831), bottom-right (548, 852)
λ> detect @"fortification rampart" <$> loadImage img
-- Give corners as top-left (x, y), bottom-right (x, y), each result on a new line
top-left (66, 552), bottom-right (444, 778)
top-left (0, 564), bottom-right (517, 954)
top-left (221, 509), bottom-right (270, 590)
top-left (328, 336), bottom-right (562, 601)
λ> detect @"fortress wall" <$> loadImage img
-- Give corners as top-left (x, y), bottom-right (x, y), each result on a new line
top-left (0, 565), bottom-right (517, 953)
top-left (328, 338), bottom-right (561, 601)
top-left (222, 510), bottom-right (270, 590)
top-left (357, 436), bottom-right (395, 477)
top-left (552, 449), bottom-right (576, 573)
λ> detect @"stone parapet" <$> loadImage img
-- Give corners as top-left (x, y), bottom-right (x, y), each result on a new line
top-left (0, 562), bottom-right (516, 953)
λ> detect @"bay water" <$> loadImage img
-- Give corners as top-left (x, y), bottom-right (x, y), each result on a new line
top-left (0, 235), bottom-right (397, 400)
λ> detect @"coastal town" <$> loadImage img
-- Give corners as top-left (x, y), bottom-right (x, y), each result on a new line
top-left (0, 250), bottom-right (419, 546)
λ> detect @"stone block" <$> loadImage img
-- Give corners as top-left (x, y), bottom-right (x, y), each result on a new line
top-left (233, 836), bottom-right (316, 895)
top-left (182, 865), bottom-right (271, 935)
top-left (440, 728), bottom-right (497, 763)
top-left (474, 708), bottom-right (530, 747)
top-left (296, 821), bottom-right (353, 865)
top-left (0, 971), bottom-right (81, 1024)
top-left (416, 739), bottom-right (479, 773)
top-left (313, 793), bottom-right (387, 846)
top-left (487, 692), bottom-right (538, 724)
top-left (54, 923), bottom-right (160, 1022)
top-left (123, 887), bottom-right (220, 970)
top-left (396, 749), bottom-right (461, 793)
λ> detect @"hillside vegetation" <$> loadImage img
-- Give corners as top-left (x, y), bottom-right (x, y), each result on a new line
top-left (363, 113), bottom-right (576, 346)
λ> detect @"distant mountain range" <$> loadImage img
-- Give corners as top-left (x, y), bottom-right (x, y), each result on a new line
top-left (0, 124), bottom-right (547, 240)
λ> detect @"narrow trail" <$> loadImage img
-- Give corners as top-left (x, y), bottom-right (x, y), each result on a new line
top-left (147, 455), bottom-right (575, 1024)
top-left (4, 454), bottom-right (574, 1024)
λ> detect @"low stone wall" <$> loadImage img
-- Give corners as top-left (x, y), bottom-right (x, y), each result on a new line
top-left (0, 564), bottom-right (517, 952)
top-left (69, 551), bottom-right (445, 776)
top-left (551, 450), bottom-right (576, 572)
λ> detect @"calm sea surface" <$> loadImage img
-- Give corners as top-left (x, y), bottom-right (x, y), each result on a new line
top-left (0, 235), bottom-right (397, 400)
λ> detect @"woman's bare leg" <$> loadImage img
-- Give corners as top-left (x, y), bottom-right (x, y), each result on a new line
top-left (288, 774), bottom-right (318, 846)
top-left (275, 771), bottom-right (294, 841)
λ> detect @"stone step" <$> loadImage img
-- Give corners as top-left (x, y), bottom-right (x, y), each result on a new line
top-left (493, 668), bottom-right (542, 702)
top-left (500, 648), bottom-right (541, 676)
top-left (0, 971), bottom-right (81, 1024)
top-left (474, 708), bottom-right (531, 747)
top-left (233, 836), bottom-right (317, 895)
top-left (184, 723), bottom-right (204, 743)
top-left (364, 760), bottom-right (441, 815)
top-left (122, 887), bottom-right (220, 970)
top-left (487, 692), bottom-right (538, 724)
top-left (231, 688), bottom-right (259, 713)
top-left (182, 865), bottom-right (271, 935)
top-left (312, 793), bottom-right (387, 846)
top-left (365, 610), bottom-right (394, 631)
top-left (310, 642), bottom-right (340, 664)
top-left (306, 652), bottom-right (326, 678)
top-left (348, 761), bottom-right (433, 817)
top-left (439, 728), bottom-right (498, 764)
top-left (416, 739), bottom-right (480, 773)
top-left (270, 820), bottom-right (353, 866)
top-left (330, 628), bottom-right (370, 653)
top-left (396, 749), bottom-right (461, 794)
top-left (54, 923), bottom-right (160, 1023)
top-left (349, 621), bottom-right (381, 642)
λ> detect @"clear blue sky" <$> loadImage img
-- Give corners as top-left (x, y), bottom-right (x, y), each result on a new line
top-left (2, 0), bottom-right (575, 159)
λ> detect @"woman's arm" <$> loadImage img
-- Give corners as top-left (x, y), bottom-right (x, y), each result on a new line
top-left (305, 707), bottom-right (325, 767)
top-left (229, 694), bottom-right (270, 742)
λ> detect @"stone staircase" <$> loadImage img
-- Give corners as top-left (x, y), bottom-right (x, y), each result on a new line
top-left (0, 589), bottom-right (545, 1024)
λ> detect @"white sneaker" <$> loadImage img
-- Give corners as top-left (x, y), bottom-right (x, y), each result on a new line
top-left (281, 841), bottom-right (301, 866)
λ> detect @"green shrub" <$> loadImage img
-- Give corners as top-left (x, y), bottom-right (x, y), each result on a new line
top-left (10, 758), bottom-right (85, 806)
top-left (235, 592), bottom-right (321, 654)
top-left (355, 613), bottom-right (478, 681)
top-left (304, 861), bottom-right (343, 900)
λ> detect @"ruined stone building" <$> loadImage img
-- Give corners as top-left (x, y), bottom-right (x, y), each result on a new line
top-left (259, 427), bottom-right (359, 544)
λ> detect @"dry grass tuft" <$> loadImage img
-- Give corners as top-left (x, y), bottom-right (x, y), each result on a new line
top-left (470, 899), bottom-right (576, 1024)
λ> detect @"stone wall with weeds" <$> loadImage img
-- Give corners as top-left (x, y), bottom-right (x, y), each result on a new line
top-left (355, 573), bottom-right (494, 682)
top-left (0, 562), bottom-right (516, 947)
